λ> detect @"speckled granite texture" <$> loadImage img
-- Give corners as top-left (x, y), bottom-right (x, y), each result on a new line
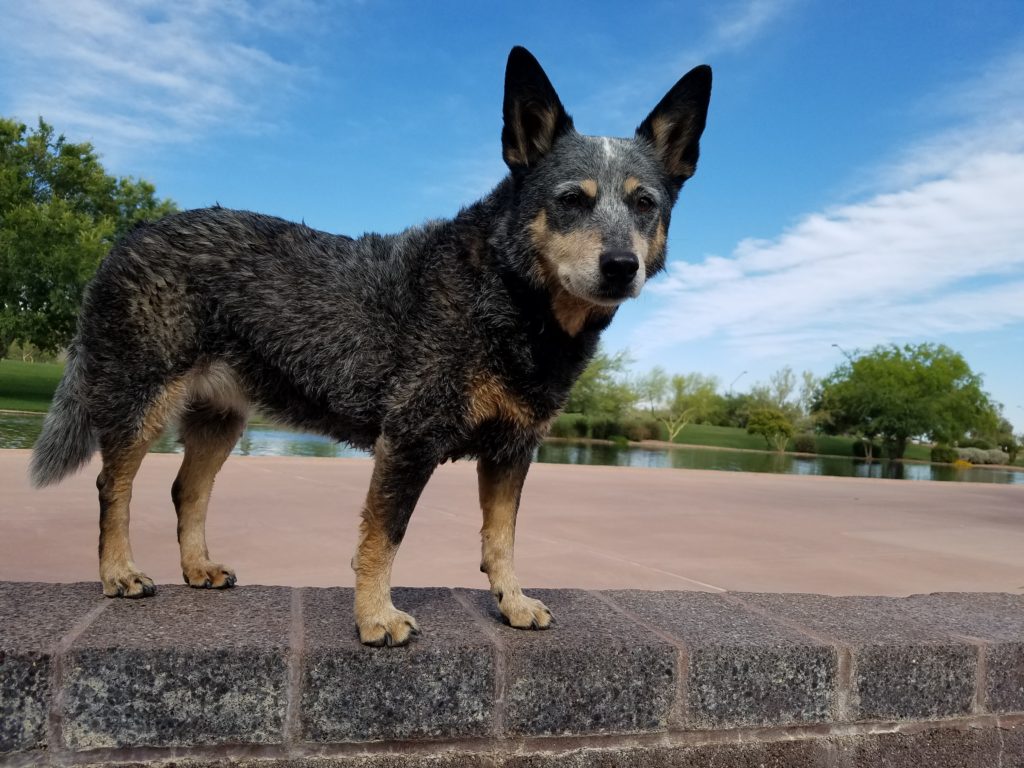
top-left (1, 582), bottom-right (1023, 767)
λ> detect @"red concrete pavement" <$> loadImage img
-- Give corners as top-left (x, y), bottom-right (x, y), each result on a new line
top-left (1, 449), bottom-right (1022, 596)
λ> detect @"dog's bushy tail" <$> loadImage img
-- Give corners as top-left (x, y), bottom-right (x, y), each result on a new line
top-left (30, 346), bottom-right (96, 488)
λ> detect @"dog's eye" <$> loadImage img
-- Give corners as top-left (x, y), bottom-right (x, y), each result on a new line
top-left (635, 195), bottom-right (656, 214)
top-left (558, 190), bottom-right (589, 209)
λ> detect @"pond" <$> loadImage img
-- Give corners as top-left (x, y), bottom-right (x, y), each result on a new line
top-left (2, 411), bottom-right (1021, 484)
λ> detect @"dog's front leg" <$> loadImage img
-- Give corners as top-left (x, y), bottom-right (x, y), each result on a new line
top-left (353, 437), bottom-right (435, 647)
top-left (478, 456), bottom-right (552, 629)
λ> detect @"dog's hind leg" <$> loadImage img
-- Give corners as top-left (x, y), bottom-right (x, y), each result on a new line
top-left (352, 437), bottom-right (436, 647)
top-left (97, 380), bottom-right (186, 598)
top-left (478, 456), bottom-right (552, 629)
top-left (173, 402), bottom-right (245, 589)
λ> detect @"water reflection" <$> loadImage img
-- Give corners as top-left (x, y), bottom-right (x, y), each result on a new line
top-left (2, 412), bottom-right (1021, 485)
top-left (533, 441), bottom-right (1022, 484)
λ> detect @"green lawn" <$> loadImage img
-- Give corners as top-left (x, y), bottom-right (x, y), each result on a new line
top-left (0, 360), bottom-right (64, 412)
top-left (674, 422), bottom-right (774, 452)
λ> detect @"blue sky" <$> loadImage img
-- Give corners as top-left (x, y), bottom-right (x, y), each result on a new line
top-left (2, 0), bottom-right (1022, 431)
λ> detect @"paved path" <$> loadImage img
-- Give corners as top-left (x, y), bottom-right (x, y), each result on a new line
top-left (2, 449), bottom-right (1022, 596)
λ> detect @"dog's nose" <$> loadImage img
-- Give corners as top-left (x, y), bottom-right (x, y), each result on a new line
top-left (599, 250), bottom-right (639, 283)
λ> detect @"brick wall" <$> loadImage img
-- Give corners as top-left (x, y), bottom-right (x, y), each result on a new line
top-left (2, 583), bottom-right (1023, 766)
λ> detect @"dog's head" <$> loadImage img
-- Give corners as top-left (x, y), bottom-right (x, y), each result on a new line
top-left (503, 46), bottom-right (711, 319)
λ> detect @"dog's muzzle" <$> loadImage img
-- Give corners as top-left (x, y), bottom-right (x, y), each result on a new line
top-left (598, 250), bottom-right (639, 298)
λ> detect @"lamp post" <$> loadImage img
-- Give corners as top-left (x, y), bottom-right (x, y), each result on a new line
top-left (831, 343), bottom-right (854, 363)
top-left (729, 370), bottom-right (747, 395)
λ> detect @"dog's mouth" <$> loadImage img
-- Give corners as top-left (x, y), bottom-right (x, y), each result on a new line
top-left (558, 271), bottom-right (641, 307)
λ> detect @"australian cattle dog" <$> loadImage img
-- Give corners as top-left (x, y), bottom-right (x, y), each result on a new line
top-left (32, 47), bottom-right (712, 646)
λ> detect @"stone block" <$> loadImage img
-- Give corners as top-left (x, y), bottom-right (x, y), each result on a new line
top-left (61, 585), bottom-right (291, 749)
top-left (301, 587), bottom-right (495, 742)
top-left (503, 739), bottom-right (833, 767)
top-left (901, 592), bottom-right (1024, 712)
top-left (0, 581), bottom-right (104, 754)
top-left (604, 590), bottom-right (837, 727)
top-left (459, 588), bottom-right (677, 736)
top-left (837, 726), bottom-right (1004, 767)
top-left (737, 593), bottom-right (976, 720)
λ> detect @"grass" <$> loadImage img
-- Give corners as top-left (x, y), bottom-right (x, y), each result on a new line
top-left (674, 422), bottom-right (773, 452)
top-left (0, 360), bottom-right (64, 412)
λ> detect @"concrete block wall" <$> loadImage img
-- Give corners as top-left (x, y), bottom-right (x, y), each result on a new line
top-left (2, 582), bottom-right (1023, 766)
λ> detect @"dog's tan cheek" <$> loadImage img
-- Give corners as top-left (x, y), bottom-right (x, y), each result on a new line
top-left (633, 219), bottom-right (667, 275)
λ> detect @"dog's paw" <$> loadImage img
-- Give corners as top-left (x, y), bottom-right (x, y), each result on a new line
top-left (182, 560), bottom-right (237, 590)
top-left (499, 591), bottom-right (552, 630)
top-left (357, 606), bottom-right (421, 648)
top-left (101, 566), bottom-right (156, 599)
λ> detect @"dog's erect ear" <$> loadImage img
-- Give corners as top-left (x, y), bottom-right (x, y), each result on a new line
top-left (636, 65), bottom-right (712, 188)
top-left (502, 46), bottom-right (574, 170)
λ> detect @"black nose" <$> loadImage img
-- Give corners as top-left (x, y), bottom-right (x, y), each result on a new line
top-left (599, 250), bottom-right (639, 283)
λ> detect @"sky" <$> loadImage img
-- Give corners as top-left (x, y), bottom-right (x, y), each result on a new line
top-left (1, 0), bottom-right (1022, 431)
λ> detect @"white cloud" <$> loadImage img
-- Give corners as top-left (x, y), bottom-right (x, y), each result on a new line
top-left (0, 0), bottom-right (320, 163)
top-left (576, 0), bottom-right (796, 131)
top-left (634, 47), bottom-right (1024, 363)
top-left (705, 0), bottom-right (797, 55)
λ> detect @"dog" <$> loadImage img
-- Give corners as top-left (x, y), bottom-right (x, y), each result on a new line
top-left (31, 46), bottom-right (711, 647)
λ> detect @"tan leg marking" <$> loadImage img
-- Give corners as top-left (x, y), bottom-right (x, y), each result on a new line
top-left (352, 443), bottom-right (421, 647)
top-left (479, 458), bottom-right (551, 630)
top-left (97, 381), bottom-right (187, 597)
top-left (174, 414), bottom-right (243, 589)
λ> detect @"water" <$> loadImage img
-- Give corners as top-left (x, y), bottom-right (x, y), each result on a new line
top-left (2, 411), bottom-right (1021, 484)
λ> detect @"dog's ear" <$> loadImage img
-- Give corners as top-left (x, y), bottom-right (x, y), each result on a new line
top-left (636, 65), bottom-right (712, 189)
top-left (502, 46), bottom-right (574, 171)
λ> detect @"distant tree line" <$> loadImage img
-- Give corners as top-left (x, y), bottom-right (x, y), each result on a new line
top-left (556, 344), bottom-right (1020, 463)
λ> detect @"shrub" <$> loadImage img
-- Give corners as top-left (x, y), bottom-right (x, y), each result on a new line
top-left (956, 447), bottom-right (1010, 465)
top-left (792, 433), bottom-right (817, 454)
top-left (621, 416), bottom-right (661, 442)
top-left (548, 414), bottom-right (574, 438)
top-left (589, 417), bottom-right (624, 441)
top-left (959, 438), bottom-right (992, 450)
top-left (746, 407), bottom-right (795, 452)
top-left (990, 449), bottom-right (1010, 464)
top-left (549, 413), bottom-right (588, 438)
top-left (930, 446), bottom-right (959, 464)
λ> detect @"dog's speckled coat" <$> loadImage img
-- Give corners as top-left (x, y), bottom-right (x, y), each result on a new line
top-left (31, 47), bottom-right (711, 646)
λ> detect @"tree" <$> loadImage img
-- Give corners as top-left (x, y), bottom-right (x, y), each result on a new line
top-left (658, 373), bottom-right (718, 442)
top-left (0, 118), bottom-right (176, 354)
top-left (769, 366), bottom-right (797, 411)
top-left (635, 366), bottom-right (669, 414)
top-left (747, 407), bottom-right (794, 452)
top-left (798, 370), bottom-right (819, 417)
top-left (814, 343), bottom-right (999, 459)
top-left (565, 347), bottom-right (636, 419)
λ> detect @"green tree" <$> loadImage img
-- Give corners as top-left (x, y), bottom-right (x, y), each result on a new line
top-left (635, 366), bottom-right (669, 414)
top-left (0, 118), bottom-right (176, 354)
top-left (565, 347), bottom-right (637, 420)
top-left (747, 407), bottom-right (794, 452)
top-left (658, 373), bottom-right (719, 442)
top-left (814, 343), bottom-right (998, 459)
